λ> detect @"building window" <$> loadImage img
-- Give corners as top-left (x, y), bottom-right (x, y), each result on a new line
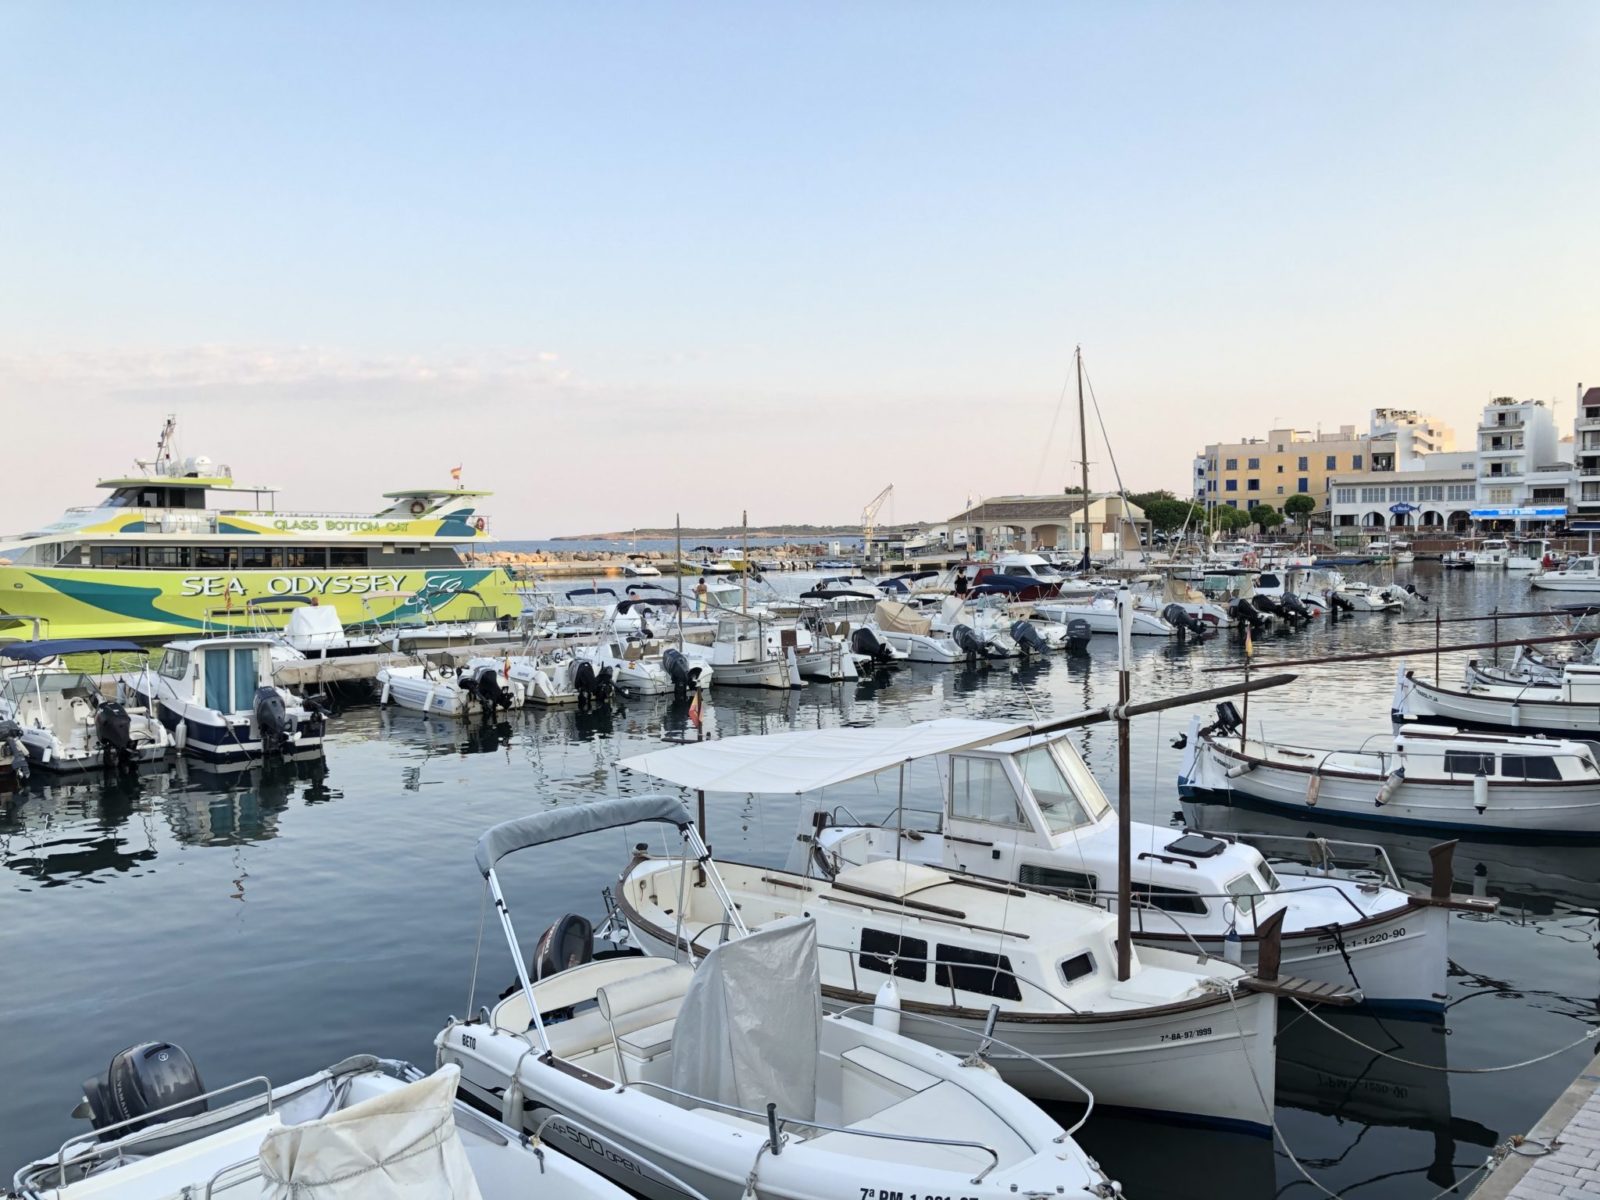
top-left (1298, 457), bottom-right (1308, 471)
top-left (1326, 455), bottom-right (1337, 470)
top-left (1247, 457), bottom-right (1260, 470)
top-left (1207, 480), bottom-right (1216, 492)
top-left (1275, 486), bottom-right (1284, 494)
top-left (1225, 458), bottom-right (1237, 470)
top-left (1298, 478), bottom-right (1309, 493)
top-left (1247, 479), bottom-right (1260, 492)
top-left (1335, 488), bottom-right (1355, 504)
top-left (1226, 500), bottom-right (1238, 509)
top-left (1276, 464), bottom-right (1284, 474)
top-left (1353, 455), bottom-right (1364, 469)
top-left (1225, 480), bottom-right (1237, 492)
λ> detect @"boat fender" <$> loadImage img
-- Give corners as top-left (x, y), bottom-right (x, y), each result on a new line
top-left (1223, 919), bottom-right (1243, 965)
top-left (174, 722), bottom-right (186, 753)
top-left (1510, 702), bottom-right (1521, 728)
top-left (1225, 762), bottom-right (1253, 779)
top-left (873, 978), bottom-right (901, 1035)
top-left (410, 499), bottom-right (426, 515)
top-left (1305, 771), bottom-right (1321, 807)
top-left (1374, 765), bottom-right (1405, 807)
top-left (1474, 770), bottom-right (1489, 814)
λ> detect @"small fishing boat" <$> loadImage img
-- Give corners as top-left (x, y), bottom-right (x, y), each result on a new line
top-left (1334, 581), bottom-right (1408, 612)
top-left (1367, 539), bottom-right (1415, 564)
top-left (10, 1050), bottom-right (627, 1199)
top-left (1182, 707), bottom-right (1600, 836)
top-left (1507, 539), bottom-right (1555, 572)
top-left (624, 556), bottom-right (663, 577)
top-left (438, 797), bottom-right (1119, 1200)
top-left (1441, 548), bottom-right (1474, 570)
top-left (0, 639), bottom-right (171, 772)
top-left (1393, 660), bottom-right (1600, 738)
top-left (121, 637), bottom-right (325, 762)
top-left (680, 613), bottom-right (801, 689)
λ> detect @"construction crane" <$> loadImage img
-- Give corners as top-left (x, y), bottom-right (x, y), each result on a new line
top-left (861, 484), bottom-right (893, 566)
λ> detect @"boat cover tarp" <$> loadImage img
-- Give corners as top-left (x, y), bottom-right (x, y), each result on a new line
top-left (1161, 576), bottom-right (1206, 605)
top-left (874, 600), bottom-right (932, 636)
top-left (671, 916), bottom-right (821, 1122)
top-left (0, 639), bottom-right (142, 662)
top-left (618, 718), bottom-right (1025, 794)
top-left (258, 1065), bottom-right (481, 1200)
top-left (475, 795), bottom-right (692, 876)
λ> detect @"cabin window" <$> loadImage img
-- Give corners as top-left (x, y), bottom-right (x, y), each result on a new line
top-left (1016, 745), bottom-right (1106, 833)
top-left (201, 647), bottom-right (261, 713)
top-left (1225, 873), bottom-right (1266, 917)
top-left (950, 757), bottom-right (1027, 827)
top-left (1059, 953), bottom-right (1095, 985)
top-left (284, 548), bottom-right (327, 568)
top-left (859, 928), bottom-right (928, 982)
top-left (1499, 754), bottom-right (1561, 781)
top-left (1018, 864), bottom-right (1097, 899)
top-left (329, 547), bottom-right (368, 567)
top-left (1132, 883), bottom-right (1207, 915)
top-left (93, 546), bottom-right (140, 567)
top-left (934, 945), bottom-right (1022, 1001)
top-left (195, 547), bottom-right (237, 569)
top-left (158, 649), bottom-right (189, 680)
top-left (240, 547), bottom-right (284, 569)
top-left (1443, 751), bottom-right (1495, 776)
top-left (144, 546), bottom-right (189, 568)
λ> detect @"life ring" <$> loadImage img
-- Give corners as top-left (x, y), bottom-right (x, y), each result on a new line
top-left (410, 500), bottom-right (426, 516)
top-left (1241, 551), bottom-right (1259, 568)
top-left (474, 517), bottom-right (486, 532)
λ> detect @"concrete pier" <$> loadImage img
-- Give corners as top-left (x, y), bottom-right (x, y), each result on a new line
top-left (1474, 1059), bottom-right (1600, 1199)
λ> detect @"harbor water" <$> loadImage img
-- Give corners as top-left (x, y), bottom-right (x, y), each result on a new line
top-left (4, 564), bottom-right (1598, 1198)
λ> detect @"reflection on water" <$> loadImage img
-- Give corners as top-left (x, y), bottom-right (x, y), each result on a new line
top-left (4, 566), bottom-right (1599, 1197)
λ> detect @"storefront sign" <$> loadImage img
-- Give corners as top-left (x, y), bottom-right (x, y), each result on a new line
top-left (1468, 505), bottom-right (1567, 520)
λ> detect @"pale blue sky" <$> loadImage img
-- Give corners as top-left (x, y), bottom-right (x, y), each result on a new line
top-left (3, 3), bottom-right (1597, 534)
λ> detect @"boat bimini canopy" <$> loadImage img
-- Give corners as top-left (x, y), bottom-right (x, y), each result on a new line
top-left (618, 717), bottom-right (1031, 794)
top-left (0, 638), bottom-right (142, 662)
top-left (475, 794), bottom-right (695, 875)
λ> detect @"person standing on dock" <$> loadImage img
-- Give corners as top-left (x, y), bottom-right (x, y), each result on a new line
top-left (694, 577), bottom-right (708, 613)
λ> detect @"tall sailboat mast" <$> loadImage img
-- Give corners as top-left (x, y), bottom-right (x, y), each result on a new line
top-left (1076, 345), bottom-right (1090, 556)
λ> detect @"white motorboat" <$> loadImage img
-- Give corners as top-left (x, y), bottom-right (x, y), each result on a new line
top-left (1441, 548), bottom-right (1474, 570)
top-left (1367, 539), bottom-right (1415, 564)
top-left (11, 1050), bottom-right (628, 1200)
top-left (622, 851), bottom-right (1281, 1133)
top-left (576, 637), bottom-right (711, 696)
top-left (1468, 538), bottom-right (1510, 569)
top-left (930, 597), bottom-right (1023, 660)
top-left (375, 658), bottom-right (525, 717)
top-left (680, 613), bottom-right (801, 689)
top-left (624, 556), bottom-right (663, 577)
top-left (866, 600), bottom-right (967, 663)
top-left (1183, 706), bottom-right (1600, 836)
top-left (1034, 591), bottom-right (1174, 636)
top-left (0, 640), bottom-right (171, 772)
top-left (1464, 639), bottom-right (1600, 687)
top-left (1531, 555), bottom-right (1600, 592)
top-left (1507, 539), bottom-right (1555, 572)
top-left (438, 797), bottom-right (1119, 1200)
top-left (121, 637), bottom-right (325, 763)
top-left (261, 598), bottom-right (389, 658)
top-left (1393, 660), bottom-right (1600, 738)
top-left (1334, 581), bottom-right (1408, 612)
top-left (620, 716), bottom-right (1447, 1010)
top-left (357, 587), bottom-right (505, 650)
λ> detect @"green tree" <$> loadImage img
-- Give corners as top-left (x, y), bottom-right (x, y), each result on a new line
top-left (1215, 506), bottom-right (1253, 532)
top-left (1283, 494), bottom-right (1316, 525)
top-left (1248, 504), bottom-right (1284, 532)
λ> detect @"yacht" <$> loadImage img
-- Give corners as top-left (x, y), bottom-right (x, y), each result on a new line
top-left (0, 417), bottom-right (520, 641)
top-left (1507, 538), bottom-right (1555, 571)
top-left (1531, 555), bottom-right (1600, 592)
top-left (1468, 538), bottom-right (1511, 569)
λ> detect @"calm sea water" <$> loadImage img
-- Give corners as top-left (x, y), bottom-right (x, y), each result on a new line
top-left (4, 565), bottom-right (1597, 1198)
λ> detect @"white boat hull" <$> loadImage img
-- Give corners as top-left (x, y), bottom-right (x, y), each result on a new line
top-left (1034, 602), bottom-right (1173, 636)
top-left (872, 629), bottom-right (965, 663)
top-left (1395, 669), bottom-right (1600, 738)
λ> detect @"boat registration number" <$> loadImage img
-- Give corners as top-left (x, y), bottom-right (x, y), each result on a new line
top-left (1315, 926), bottom-right (1405, 954)
top-left (861, 1191), bottom-right (977, 1200)
top-left (1159, 1026), bottom-right (1213, 1043)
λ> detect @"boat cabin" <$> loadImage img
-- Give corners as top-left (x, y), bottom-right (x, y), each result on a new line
top-left (156, 638), bottom-right (278, 713)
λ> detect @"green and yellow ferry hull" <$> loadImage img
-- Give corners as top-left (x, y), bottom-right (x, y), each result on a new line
top-left (0, 565), bottom-right (521, 641)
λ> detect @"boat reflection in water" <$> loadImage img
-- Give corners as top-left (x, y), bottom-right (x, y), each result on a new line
top-left (165, 755), bottom-right (334, 846)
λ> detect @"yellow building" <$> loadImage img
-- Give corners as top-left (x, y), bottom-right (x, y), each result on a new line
top-left (1193, 425), bottom-right (1395, 513)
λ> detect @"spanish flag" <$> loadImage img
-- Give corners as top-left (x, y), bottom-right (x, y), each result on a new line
top-left (1243, 624), bottom-right (1253, 659)
top-left (688, 690), bottom-right (703, 728)
top-left (450, 464), bottom-right (463, 482)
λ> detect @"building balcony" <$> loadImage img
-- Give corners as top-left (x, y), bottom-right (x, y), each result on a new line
top-left (1479, 415), bottom-right (1525, 431)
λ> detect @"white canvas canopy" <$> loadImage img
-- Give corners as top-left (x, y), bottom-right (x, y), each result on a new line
top-left (874, 599), bottom-right (932, 636)
top-left (618, 718), bottom-right (1026, 795)
top-left (258, 1065), bottom-right (481, 1200)
top-left (670, 916), bottom-right (822, 1121)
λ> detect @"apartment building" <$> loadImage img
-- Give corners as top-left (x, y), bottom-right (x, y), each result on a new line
top-left (1573, 386), bottom-right (1600, 521)
top-left (1471, 397), bottom-right (1568, 527)
top-left (1194, 425), bottom-right (1386, 513)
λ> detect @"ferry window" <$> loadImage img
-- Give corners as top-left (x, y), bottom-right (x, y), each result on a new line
top-left (934, 945), bottom-right (1022, 1002)
top-left (158, 649), bottom-right (189, 680)
top-left (195, 547), bottom-right (237, 569)
top-left (1019, 864), bottom-right (1097, 898)
top-left (93, 546), bottom-right (140, 568)
top-left (1225, 873), bottom-right (1266, 917)
top-left (239, 546), bottom-right (284, 569)
top-left (1059, 953), bottom-right (1095, 985)
top-left (144, 547), bottom-right (190, 568)
top-left (329, 547), bottom-right (368, 567)
top-left (1132, 883), bottom-right (1207, 915)
top-left (860, 928), bottom-right (928, 982)
top-left (1443, 751), bottom-right (1495, 776)
top-left (285, 548), bottom-right (327, 568)
top-left (1500, 754), bottom-right (1561, 781)
top-left (950, 757), bottom-right (1027, 827)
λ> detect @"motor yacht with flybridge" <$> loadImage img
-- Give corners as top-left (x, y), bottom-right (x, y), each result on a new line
top-left (0, 416), bottom-right (520, 641)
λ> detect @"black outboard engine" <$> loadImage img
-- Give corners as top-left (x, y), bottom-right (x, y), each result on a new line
top-left (1199, 701), bottom-right (1244, 740)
top-left (1252, 593), bottom-right (1285, 619)
top-left (533, 913), bottom-right (594, 980)
top-left (1405, 583), bottom-right (1429, 603)
top-left (1162, 603), bottom-right (1208, 641)
top-left (253, 686), bottom-right (290, 755)
top-left (951, 623), bottom-right (986, 665)
top-left (1229, 597), bottom-right (1266, 633)
top-left (663, 647), bottom-right (696, 695)
top-left (1, 717), bottom-right (29, 782)
top-left (1281, 592), bottom-right (1309, 622)
top-left (1065, 617), bottom-right (1092, 655)
top-left (1010, 620), bottom-right (1051, 658)
top-left (851, 626), bottom-right (895, 665)
top-left (462, 665), bottom-right (512, 715)
top-left (1329, 591), bottom-right (1354, 615)
top-left (593, 665), bottom-right (615, 704)
top-left (77, 1042), bottom-right (206, 1138)
top-left (573, 659), bottom-right (598, 708)
top-left (93, 700), bottom-right (136, 772)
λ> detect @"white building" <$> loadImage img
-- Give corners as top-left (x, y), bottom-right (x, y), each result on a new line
top-left (1370, 408), bottom-right (1455, 468)
top-left (1573, 386), bottom-right (1600, 522)
top-left (1471, 398), bottom-right (1569, 529)
top-left (1327, 454), bottom-right (1478, 533)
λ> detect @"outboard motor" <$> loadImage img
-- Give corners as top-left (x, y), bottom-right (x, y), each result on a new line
top-left (462, 665), bottom-right (512, 715)
top-left (593, 664), bottom-right (616, 705)
top-left (573, 659), bottom-right (599, 708)
top-left (76, 1042), bottom-right (207, 1138)
top-left (533, 913), bottom-right (594, 980)
top-left (951, 623), bottom-right (986, 665)
top-left (1329, 591), bottom-right (1354, 615)
top-left (1065, 617), bottom-right (1092, 655)
top-left (851, 626), bottom-right (895, 665)
top-left (1, 717), bottom-right (29, 782)
top-left (1405, 583), bottom-right (1430, 603)
top-left (1281, 593), bottom-right (1309, 622)
top-left (1199, 701), bottom-right (1244, 740)
top-left (1010, 620), bottom-right (1051, 658)
top-left (663, 647), bottom-right (695, 695)
top-left (1252, 593), bottom-right (1286, 619)
top-left (1162, 603), bottom-right (1208, 641)
top-left (253, 686), bottom-right (290, 755)
top-left (93, 699), bottom-right (136, 773)
top-left (1229, 597), bottom-right (1266, 633)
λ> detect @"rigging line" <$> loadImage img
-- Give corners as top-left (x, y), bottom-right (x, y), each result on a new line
top-left (1031, 368), bottom-right (1076, 495)
top-left (1288, 997), bottom-right (1600, 1072)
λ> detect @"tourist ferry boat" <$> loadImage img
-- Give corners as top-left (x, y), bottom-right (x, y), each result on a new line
top-left (0, 418), bottom-right (520, 640)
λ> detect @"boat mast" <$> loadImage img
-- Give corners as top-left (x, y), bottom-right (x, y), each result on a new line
top-left (1115, 593), bottom-right (1133, 981)
top-left (741, 510), bottom-right (749, 615)
top-left (676, 513), bottom-right (684, 652)
top-left (1076, 346), bottom-right (1090, 559)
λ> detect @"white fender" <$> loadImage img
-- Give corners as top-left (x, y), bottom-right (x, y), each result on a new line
top-left (873, 978), bottom-right (901, 1035)
top-left (1473, 771), bottom-right (1489, 813)
top-left (1305, 772), bottom-right (1321, 807)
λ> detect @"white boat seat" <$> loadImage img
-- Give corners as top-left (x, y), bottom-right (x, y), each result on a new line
top-left (617, 1016), bottom-right (676, 1061)
top-left (839, 1046), bottom-right (938, 1093)
top-left (810, 1082), bottom-right (995, 1173)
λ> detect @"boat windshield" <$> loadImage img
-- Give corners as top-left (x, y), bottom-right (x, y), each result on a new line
top-left (1019, 743), bottom-right (1112, 833)
top-left (1, 671), bottom-right (98, 707)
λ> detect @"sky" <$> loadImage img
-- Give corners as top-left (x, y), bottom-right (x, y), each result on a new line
top-left (3, 2), bottom-right (1597, 537)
